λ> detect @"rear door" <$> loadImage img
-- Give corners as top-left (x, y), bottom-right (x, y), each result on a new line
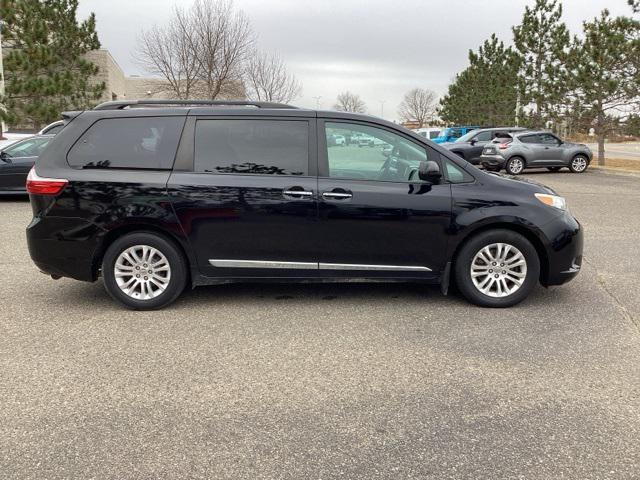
top-left (315, 119), bottom-right (451, 278)
top-left (167, 114), bottom-right (320, 278)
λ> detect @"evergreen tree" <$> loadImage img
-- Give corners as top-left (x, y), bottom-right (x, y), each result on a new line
top-left (567, 10), bottom-right (640, 165)
top-left (0, 0), bottom-right (105, 129)
top-left (439, 34), bottom-right (521, 126)
top-left (512, 0), bottom-right (570, 128)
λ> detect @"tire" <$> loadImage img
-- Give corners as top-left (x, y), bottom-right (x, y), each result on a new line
top-left (547, 167), bottom-right (562, 172)
top-left (505, 156), bottom-right (525, 175)
top-left (102, 232), bottom-right (188, 310)
top-left (454, 229), bottom-right (540, 308)
top-left (569, 154), bottom-right (589, 173)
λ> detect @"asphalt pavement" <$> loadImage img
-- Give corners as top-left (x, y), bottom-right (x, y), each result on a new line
top-left (1, 169), bottom-right (638, 479)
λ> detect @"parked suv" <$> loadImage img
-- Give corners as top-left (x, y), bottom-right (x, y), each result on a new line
top-left (480, 131), bottom-right (592, 175)
top-left (442, 127), bottom-right (527, 165)
top-left (26, 100), bottom-right (583, 310)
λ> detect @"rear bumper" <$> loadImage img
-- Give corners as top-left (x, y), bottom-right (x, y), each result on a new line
top-left (26, 216), bottom-right (102, 282)
top-left (480, 154), bottom-right (506, 168)
top-left (541, 212), bottom-right (584, 286)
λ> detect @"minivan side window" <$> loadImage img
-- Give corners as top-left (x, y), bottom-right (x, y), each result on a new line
top-left (195, 120), bottom-right (309, 176)
top-left (68, 117), bottom-right (185, 170)
top-left (324, 122), bottom-right (429, 182)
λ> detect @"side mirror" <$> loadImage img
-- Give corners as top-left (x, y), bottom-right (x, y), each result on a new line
top-left (469, 139), bottom-right (477, 145)
top-left (0, 151), bottom-right (11, 163)
top-left (418, 160), bottom-right (442, 182)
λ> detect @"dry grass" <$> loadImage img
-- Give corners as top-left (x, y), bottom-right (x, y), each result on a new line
top-left (592, 158), bottom-right (640, 172)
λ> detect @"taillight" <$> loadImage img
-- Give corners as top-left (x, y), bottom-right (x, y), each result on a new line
top-left (498, 143), bottom-right (511, 150)
top-left (26, 167), bottom-right (68, 195)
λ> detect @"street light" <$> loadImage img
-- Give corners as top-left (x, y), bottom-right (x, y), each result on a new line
top-left (312, 96), bottom-right (322, 109)
top-left (379, 100), bottom-right (386, 118)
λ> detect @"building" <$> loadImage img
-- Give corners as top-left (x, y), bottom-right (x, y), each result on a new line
top-left (86, 49), bottom-right (244, 103)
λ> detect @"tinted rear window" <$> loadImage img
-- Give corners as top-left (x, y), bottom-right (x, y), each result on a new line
top-left (67, 117), bottom-right (185, 169)
top-left (194, 119), bottom-right (309, 175)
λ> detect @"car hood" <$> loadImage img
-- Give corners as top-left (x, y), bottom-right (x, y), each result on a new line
top-left (485, 171), bottom-right (558, 195)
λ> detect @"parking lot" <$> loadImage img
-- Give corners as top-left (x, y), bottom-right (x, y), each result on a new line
top-left (1, 169), bottom-right (639, 479)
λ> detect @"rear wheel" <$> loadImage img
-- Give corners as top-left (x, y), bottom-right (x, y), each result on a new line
top-left (505, 156), bottom-right (525, 175)
top-left (569, 155), bottom-right (589, 173)
top-left (454, 229), bottom-right (540, 307)
top-left (102, 232), bottom-right (188, 310)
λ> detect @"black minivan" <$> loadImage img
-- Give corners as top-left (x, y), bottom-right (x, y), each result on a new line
top-left (26, 100), bottom-right (583, 310)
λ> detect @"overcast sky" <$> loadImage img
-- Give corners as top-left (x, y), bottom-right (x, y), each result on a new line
top-left (77, 0), bottom-right (633, 120)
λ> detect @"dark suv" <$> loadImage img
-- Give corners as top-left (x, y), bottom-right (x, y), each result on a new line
top-left (26, 100), bottom-right (583, 310)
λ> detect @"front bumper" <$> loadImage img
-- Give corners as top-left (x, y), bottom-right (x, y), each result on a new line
top-left (540, 211), bottom-right (583, 286)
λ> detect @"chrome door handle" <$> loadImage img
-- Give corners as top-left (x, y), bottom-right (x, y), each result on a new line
top-left (322, 192), bottom-right (352, 199)
top-left (283, 189), bottom-right (313, 197)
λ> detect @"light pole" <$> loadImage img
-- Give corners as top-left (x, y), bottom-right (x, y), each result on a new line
top-left (312, 96), bottom-right (322, 109)
top-left (0, 19), bottom-right (6, 139)
top-left (379, 100), bottom-right (386, 118)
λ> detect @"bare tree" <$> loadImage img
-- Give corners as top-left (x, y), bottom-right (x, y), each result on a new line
top-left (398, 88), bottom-right (438, 127)
top-left (334, 92), bottom-right (367, 113)
top-left (189, 0), bottom-right (253, 99)
top-left (135, 6), bottom-right (200, 99)
top-left (135, 0), bottom-right (252, 100)
top-left (244, 50), bottom-right (301, 103)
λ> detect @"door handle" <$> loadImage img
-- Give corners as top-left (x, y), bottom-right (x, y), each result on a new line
top-left (283, 188), bottom-right (313, 198)
top-left (322, 191), bottom-right (352, 200)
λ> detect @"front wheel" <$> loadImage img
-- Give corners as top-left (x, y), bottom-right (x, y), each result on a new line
top-left (505, 157), bottom-right (525, 175)
top-left (454, 230), bottom-right (540, 307)
top-left (569, 155), bottom-right (589, 173)
top-left (102, 232), bottom-right (188, 310)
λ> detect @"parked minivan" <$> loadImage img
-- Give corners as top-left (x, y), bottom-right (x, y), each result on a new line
top-left (26, 100), bottom-right (583, 310)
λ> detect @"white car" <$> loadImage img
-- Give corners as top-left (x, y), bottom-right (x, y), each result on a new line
top-left (334, 134), bottom-right (346, 146)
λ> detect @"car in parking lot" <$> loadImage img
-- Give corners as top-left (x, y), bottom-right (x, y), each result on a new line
top-left (26, 100), bottom-right (583, 310)
top-left (432, 126), bottom-right (480, 143)
top-left (442, 127), bottom-right (526, 165)
top-left (480, 131), bottom-right (593, 175)
top-left (0, 135), bottom-right (54, 194)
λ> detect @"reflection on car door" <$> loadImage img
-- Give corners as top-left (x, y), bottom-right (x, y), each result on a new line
top-left (168, 116), bottom-right (321, 278)
top-left (316, 119), bottom-right (451, 278)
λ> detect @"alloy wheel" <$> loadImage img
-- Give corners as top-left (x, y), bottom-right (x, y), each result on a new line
top-left (114, 245), bottom-right (171, 300)
top-left (571, 156), bottom-right (587, 172)
top-left (470, 243), bottom-right (528, 298)
top-left (507, 158), bottom-right (524, 174)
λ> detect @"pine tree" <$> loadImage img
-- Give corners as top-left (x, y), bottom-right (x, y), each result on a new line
top-left (512, 0), bottom-right (570, 128)
top-left (0, 0), bottom-right (105, 129)
top-left (567, 10), bottom-right (639, 165)
top-left (439, 34), bottom-right (521, 126)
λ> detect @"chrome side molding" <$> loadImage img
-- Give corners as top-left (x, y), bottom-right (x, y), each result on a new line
top-left (319, 263), bottom-right (431, 271)
top-left (208, 259), bottom-right (317, 269)
top-left (209, 259), bottom-right (431, 272)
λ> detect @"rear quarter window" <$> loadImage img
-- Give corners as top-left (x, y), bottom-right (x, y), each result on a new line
top-left (67, 116), bottom-right (185, 169)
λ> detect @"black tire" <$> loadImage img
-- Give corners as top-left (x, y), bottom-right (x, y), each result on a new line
top-left (505, 156), bottom-right (525, 175)
top-left (102, 232), bottom-right (188, 310)
top-left (454, 229), bottom-right (540, 308)
top-left (568, 154), bottom-right (589, 173)
top-left (547, 166), bottom-right (562, 172)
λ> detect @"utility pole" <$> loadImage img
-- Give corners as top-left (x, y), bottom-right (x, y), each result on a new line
top-left (312, 96), bottom-right (322, 109)
top-left (379, 100), bottom-right (386, 118)
top-left (515, 90), bottom-right (521, 128)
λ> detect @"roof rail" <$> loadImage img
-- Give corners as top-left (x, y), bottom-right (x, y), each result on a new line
top-left (93, 99), bottom-right (298, 110)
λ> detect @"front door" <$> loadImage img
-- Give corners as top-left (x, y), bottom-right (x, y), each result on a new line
top-left (168, 116), bottom-right (320, 278)
top-left (316, 120), bottom-right (451, 278)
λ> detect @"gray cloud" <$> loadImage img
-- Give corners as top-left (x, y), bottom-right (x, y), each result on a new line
top-left (78, 0), bottom-right (633, 120)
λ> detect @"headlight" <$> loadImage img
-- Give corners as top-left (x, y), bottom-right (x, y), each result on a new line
top-left (535, 193), bottom-right (567, 210)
